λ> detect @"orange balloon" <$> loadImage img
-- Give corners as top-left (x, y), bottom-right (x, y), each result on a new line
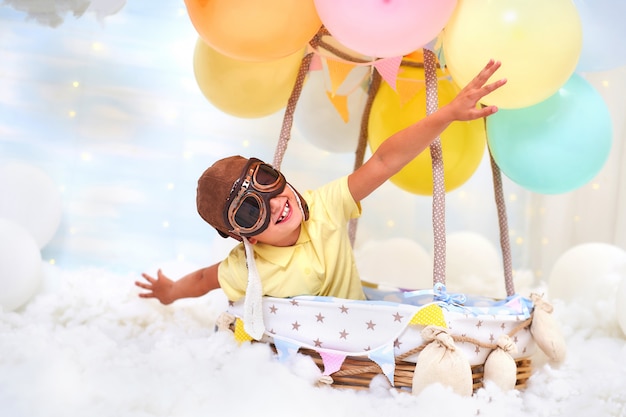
top-left (193, 38), bottom-right (304, 118)
top-left (184, 0), bottom-right (321, 62)
top-left (368, 66), bottom-right (486, 196)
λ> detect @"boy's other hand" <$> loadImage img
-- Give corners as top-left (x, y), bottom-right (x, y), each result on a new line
top-left (135, 269), bottom-right (175, 305)
top-left (445, 59), bottom-right (507, 121)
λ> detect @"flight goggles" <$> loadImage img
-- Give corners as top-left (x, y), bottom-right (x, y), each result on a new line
top-left (224, 158), bottom-right (286, 237)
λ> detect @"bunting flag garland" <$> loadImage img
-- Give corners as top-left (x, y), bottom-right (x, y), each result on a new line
top-left (305, 42), bottom-right (432, 126)
top-left (309, 43), bottom-right (404, 92)
top-left (396, 76), bottom-right (426, 107)
top-left (430, 37), bottom-right (446, 68)
top-left (307, 45), bottom-right (324, 72)
top-left (234, 318), bottom-right (254, 344)
top-left (325, 58), bottom-right (356, 94)
top-left (325, 92), bottom-right (350, 122)
top-left (409, 304), bottom-right (447, 328)
top-left (274, 338), bottom-right (302, 362)
top-left (367, 343), bottom-right (397, 385)
top-left (371, 55), bottom-right (403, 91)
top-left (319, 352), bottom-right (347, 376)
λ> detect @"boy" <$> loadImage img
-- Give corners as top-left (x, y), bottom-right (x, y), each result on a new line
top-left (136, 60), bottom-right (505, 338)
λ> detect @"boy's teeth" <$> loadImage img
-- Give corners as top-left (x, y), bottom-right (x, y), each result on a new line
top-left (278, 202), bottom-right (290, 223)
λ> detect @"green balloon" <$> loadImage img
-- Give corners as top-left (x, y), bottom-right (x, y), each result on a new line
top-left (486, 74), bottom-right (612, 194)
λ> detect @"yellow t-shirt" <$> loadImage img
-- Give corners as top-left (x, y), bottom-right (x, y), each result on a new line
top-left (218, 176), bottom-right (366, 301)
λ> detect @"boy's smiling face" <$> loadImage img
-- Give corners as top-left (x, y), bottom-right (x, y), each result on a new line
top-left (247, 185), bottom-right (303, 247)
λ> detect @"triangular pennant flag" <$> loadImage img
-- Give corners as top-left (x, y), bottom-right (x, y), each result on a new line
top-left (326, 59), bottom-right (355, 94)
top-left (233, 318), bottom-right (254, 344)
top-left (273, 339), bottom-right (301, 363)
top-left (404, 49), bottom-right (424, 63)
top-left (368, 343), bottom-right (397, 386)
top-left (325, 91), bottom-right (350, 123)
top-left (372, 55), bottom-right (402, 91)
top-left (430, 36), bottom-right (446, 68)
top-left (409, 304), bottom-right (447, 328)
top-left (306, 44), bottom-right (323, 71)
top-left (310, 52), bottom-right (323, 72)
top-left (319, 352), bottom-right (347, 376)
top-left (396, 77), bottom-right (425, 107)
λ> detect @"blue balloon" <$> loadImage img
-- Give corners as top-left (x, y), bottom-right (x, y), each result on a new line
top-left (486, 73), bottom-right (612, 194)
top-left (574, 0), bottom-right (626, 72)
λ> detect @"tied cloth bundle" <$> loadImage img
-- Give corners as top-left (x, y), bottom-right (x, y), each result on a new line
top-left (411, 326), bottom-right (473, 396)
top-left (530, 293), bottom-right (567, 363)
top-left (484, 334), bottom-right (518, 391)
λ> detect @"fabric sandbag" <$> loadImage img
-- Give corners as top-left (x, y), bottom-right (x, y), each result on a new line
top-left (412, 325), bottom-right (473, 396)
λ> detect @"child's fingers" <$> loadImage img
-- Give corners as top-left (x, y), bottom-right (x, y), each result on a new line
top-left (480, 78), bottom-right (507, 96)
top-left (135, 280), bottom-right (151, 290)
top-left (468, 60), bottom-right (502, 89)
top-left (141, 272), bottom-right (156, 283)
top-left (474, 105), bottom-right (499, 118)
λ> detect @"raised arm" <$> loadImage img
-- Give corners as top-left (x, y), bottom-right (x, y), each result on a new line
top-left (135, 263), bottom-right (221, 305)
top-left (348, 60), bottom-right (506, 203)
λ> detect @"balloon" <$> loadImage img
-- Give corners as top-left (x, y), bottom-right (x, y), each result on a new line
top-left (444, 231), bottom-right (504, 299)
top-left (0, 162), bottom-right (62, 249)
top-left (355, 238), bottom-right (432, 290)
top-left (314, 0), bottom-right (457, 58)
top-left (184, 0), bottom-right (321, 62)
top-left (573, 0), bottom-right (626, 72)
top-left (0, 218), bottom-right (42, 312)
top-left (548, 243), bottom-right (626, 303)
top-left (368, 66), bottom-right (486, 195)
top-left (487, 73), bottom-right (612, 194)
top-left (293, 66), bottom-right (368, 153)
top-left (442, 0), bottom-right (582, 109)
top-left (193, 38), bottom-right (304, 118)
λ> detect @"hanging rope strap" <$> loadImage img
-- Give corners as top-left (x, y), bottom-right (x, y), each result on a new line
top-left (489, 148), bottom-right (516, 296)
top-left (423, 49), bottom-right (446, 287)
top-left (272, 29), bottom-right (324, 170)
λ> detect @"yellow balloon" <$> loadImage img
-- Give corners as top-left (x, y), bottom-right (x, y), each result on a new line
top-left (368, 66), bottom-right (486, 196)
top-left (193, 38), bottom-right (304, 118)
top-left (442, 0), bottom-right (582, 109)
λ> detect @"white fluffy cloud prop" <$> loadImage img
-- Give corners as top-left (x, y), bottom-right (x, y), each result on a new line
top-left (4, 0), bottom-right (126, 27)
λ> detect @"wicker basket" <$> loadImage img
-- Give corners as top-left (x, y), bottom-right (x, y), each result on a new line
top-left (224, 288), bottom-right (535, 393)
top-left (301, 349), bottom-right (533, 392)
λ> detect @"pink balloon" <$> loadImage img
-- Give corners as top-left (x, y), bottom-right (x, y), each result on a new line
top-left (314, 0), bottom-right (457, 58)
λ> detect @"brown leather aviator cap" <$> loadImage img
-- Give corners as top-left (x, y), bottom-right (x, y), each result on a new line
top-left (196, 155), bottom-right (309, 240)
top-left (196, 155), bottom-right (249, 239)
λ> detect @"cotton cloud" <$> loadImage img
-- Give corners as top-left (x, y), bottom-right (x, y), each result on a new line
top-left (4, 0), bottom-right (126, 27)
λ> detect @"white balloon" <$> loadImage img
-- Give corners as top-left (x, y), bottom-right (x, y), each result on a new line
top-left (355, 238), bottom-right (432, 290)
top-left (0, 161), bottom-right (63, 248)
top-left (548, 242), bottom-right (626, 303)
top-left (0, 218), bottom-right (43, 311)
top-left (443, 231), bottom-right (505, 298)
top-left (293, 68), bottom-right (367, 153)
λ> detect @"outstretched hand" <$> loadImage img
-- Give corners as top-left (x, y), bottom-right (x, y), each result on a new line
top-left (135, 269), bottom-right (175, 305)
top-left (445, 60), bottom-right (506, 121)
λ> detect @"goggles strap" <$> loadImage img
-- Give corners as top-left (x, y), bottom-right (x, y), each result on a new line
top-left (242, 237), bottom-right (265, 340)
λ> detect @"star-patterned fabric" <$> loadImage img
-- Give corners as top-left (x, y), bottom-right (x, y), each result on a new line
top-left (227, 290), bottom-right (535, 380)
